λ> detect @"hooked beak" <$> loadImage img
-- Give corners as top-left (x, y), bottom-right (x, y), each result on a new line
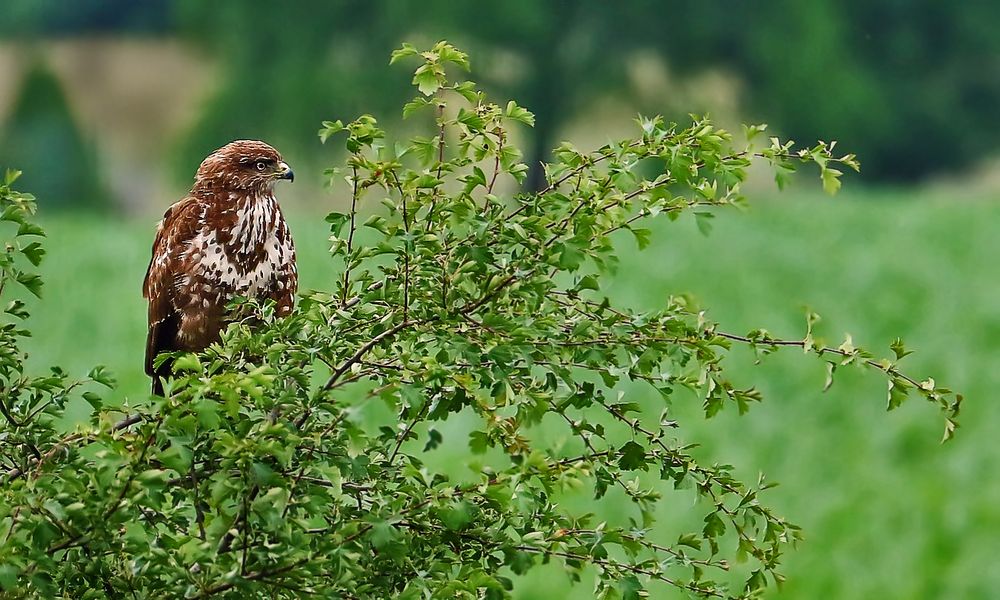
top-left (277, 161), bottom-right (294, 182)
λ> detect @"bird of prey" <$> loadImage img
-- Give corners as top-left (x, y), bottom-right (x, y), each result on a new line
top-left (143, 140), bottom-right (297, 395)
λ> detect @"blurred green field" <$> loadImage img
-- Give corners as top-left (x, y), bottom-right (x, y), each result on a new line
top-left (24, 188), bottom-right (1000, 598)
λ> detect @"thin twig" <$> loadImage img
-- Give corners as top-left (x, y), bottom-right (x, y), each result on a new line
top-left (715, 331), bottom-right (921, 387)
top-left (0, 394), bottom-right (23, 427)
top-left (341, 165), bottom-right (360, 307)
top-left (322, 320), bottom-right (414, 391)
top-left (388, 400), bottom-right (430, 464)
top-left (194, 558), bottom-right (308, 598)
top-left (487, 133), bottom-right (503, 195)
top-left (384, 171), bottom-right (415, 323)
top-left (4, 413), bottom-right (143, 482)
top-left (514, 546), bottom-right (726, 599)
top-left (435, 101), bottom-right (446, 180)
top-left (190, 443), bottom-right (206, 541)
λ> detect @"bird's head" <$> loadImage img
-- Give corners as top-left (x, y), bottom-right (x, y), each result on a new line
top-left (193, 140), bottom-right (294, 194)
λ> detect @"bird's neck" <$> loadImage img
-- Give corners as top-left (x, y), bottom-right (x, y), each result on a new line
top-left (229, 193), bottom-right (279, 252)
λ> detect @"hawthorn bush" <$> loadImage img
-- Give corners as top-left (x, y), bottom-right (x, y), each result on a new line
top-left (0, 43), bottom-right (961, 599)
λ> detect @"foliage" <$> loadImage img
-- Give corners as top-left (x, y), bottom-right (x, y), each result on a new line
top-left (0, 43), bottom-right (961, 599)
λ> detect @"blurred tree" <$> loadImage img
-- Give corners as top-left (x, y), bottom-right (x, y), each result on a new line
top-left (173, 0), bottom-right (663, 190)
top-left (171, 0), bottom-right (1000, 183)
top-left (0, 62), bottom-right (106, 210)
top-left (657, 1), bottom-right (1000, 180)
top-left (172, 0), bottom-right (417, 181)
top-left (425, 0), bottom-right (653, 189)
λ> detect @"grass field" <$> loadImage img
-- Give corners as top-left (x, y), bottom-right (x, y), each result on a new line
top-left (24, 187), bottom-right (1000, 598)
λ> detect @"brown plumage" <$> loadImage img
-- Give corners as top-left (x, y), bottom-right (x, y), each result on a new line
top-left (143, 140), bottom-right (297, 394)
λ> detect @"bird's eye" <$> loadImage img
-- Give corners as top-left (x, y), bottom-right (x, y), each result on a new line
top-left (255, 161), bottom-right (267, 172)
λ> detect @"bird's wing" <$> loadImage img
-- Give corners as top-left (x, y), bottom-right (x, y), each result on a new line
top-left (143, 197), bottom-right (201, 377)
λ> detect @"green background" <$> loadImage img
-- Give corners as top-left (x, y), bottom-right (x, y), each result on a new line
top-left (26, 188), bottom-right (996, 598)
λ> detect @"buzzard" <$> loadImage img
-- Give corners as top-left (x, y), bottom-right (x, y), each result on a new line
top-left (143, 140), bottom-right (297, 395)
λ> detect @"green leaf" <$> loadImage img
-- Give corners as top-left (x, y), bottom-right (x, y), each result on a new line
top-left (574, 275), bottom-right (600, 293)
top-left (158, 440), bottom-right (192, 473)
top-left (703, 511), bottom-right (726, 539)
top-left (136, 469), bottom-right (169, 491)
top-left (630, 227), bottom-right (651, 249)
top-left (414, 174), bottom-right (443, 189)
top-left (677, 533), bottom-right (702, 550)
top-left (319, 120), bottom-right (345, 143)
top-left (824, 362), bottom-right (836, 392)
top-left (389, 43), bottom-right (418, 65)
top-left (504, 548), bottom-right (534, 576)
top-left (364, 214), bottom-right (390, 235)
top-left (557, 243), bottom-right (585, 270)
top-left (172, 354), bottom-right (203, 373)
top-left (619, 575), bottom-right (644, 600)
top-left (438, 501), bottom-right (474, 531)
top-left (887, 377), bottom-right (910, 410)
top-left (469, 430), bottom-right (489, 454)
top-left (370, 521), bottom-right (399, 549)
top-left (618, 441), bottom-right (647, 470)
top-left (0, 564), bottom-right (18, 591)
top-left (746, 569), bottom-right (767, 593)
top-left (435, 42), bottom-right (470, 70)
top-left (20, 241), bottom-right (45, 266)
top-left (16, 221), bottom-right (45, 237)
top-left (821, 166), bottom-right (843, 195)
top-left (402, 97), bottom-right (431, 119)
top-left (88, 365), bottom-right (116, 388)
top-left (424, 428), bottom-right (443, 451)
top-left (81, 391), bottom-right (103, 411)
top-left (942, 417), bottom-right (958, 443)
top-left (15, 272), bottom-right (42, 297)
top-left (5, 300), bottom-right (28, 319)
top-left (453, 81), bottom-right (479, 102)
top-left (742, 123), bottom-right (768, 141)
top-left (889, 338), bottom-right (913, 360)
top-left (410, 136), bottom-right (438, 165)
top-left (457, 107), bottom-right (485, 131)
top-left (252, 462), bottom-right (279, 487)
top-left (413, 64), bottom-right (442, 96)
top-left (325, 211), bottom-right (351, 236)
top-left (505, 100), bottom-right (535, 127)
top-left (774, 162), bottom-right (794, 190)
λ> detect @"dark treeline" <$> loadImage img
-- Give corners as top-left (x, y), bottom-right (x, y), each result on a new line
top-left (3, 0), bottom-right (998, 186)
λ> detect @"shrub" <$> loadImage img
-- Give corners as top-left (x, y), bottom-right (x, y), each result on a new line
top-left (0, 43), bottom-right (961, 599)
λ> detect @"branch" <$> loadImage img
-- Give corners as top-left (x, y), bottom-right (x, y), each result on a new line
top-left (487, 133), bottom-right (503, 195)
top-left (388, 400), bottom-right (430, 464)
top-left (715, 331), bottom-right (921, 386)
top-left (194, 558), bottom-right (308, 598)
top-left (514, 546), bottom-right (726, 599)
top-left (5, 413), bottom-right (143, 482)
top-left (395, 170), bottom-right (411, 322)
top-left (340, 164), bottom-right (360, 308)
top-left (42, 417), bottom-right (160, 557)
top-left (322, 319), bottom-right (414, 391)
top-left (0, 394), bottom-right (23, 427)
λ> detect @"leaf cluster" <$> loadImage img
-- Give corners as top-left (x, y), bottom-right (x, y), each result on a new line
top-left (0, 44), bottom-right (960, 599)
